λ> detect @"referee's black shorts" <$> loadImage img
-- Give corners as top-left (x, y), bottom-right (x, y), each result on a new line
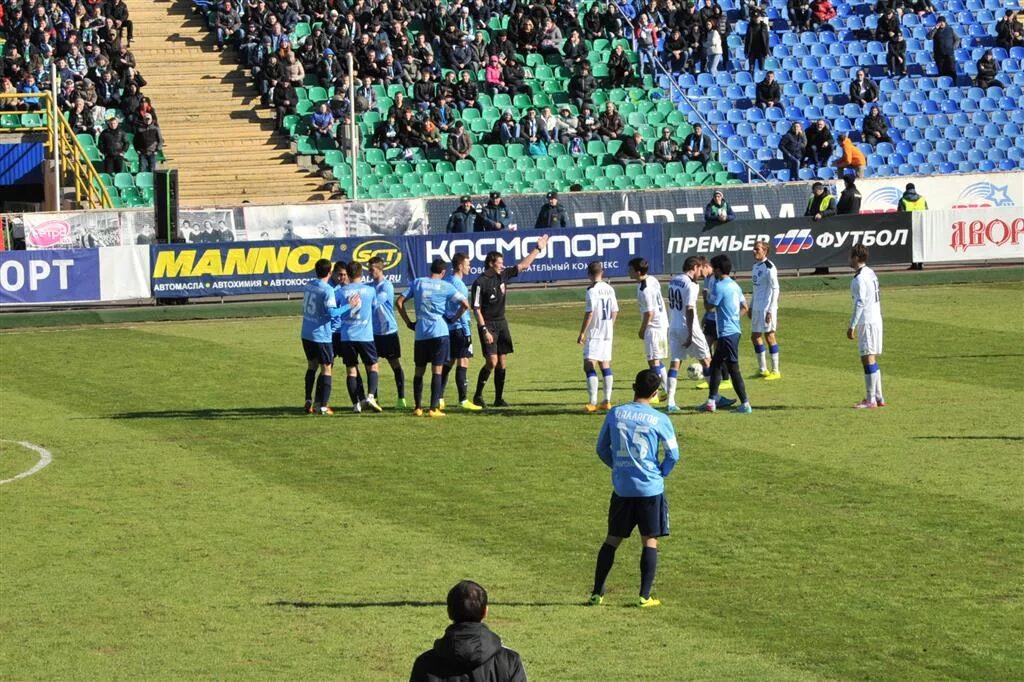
top-left (479, 319), bottom-right (514, 356)
top-left (607, 492), bottom-right (670, 538)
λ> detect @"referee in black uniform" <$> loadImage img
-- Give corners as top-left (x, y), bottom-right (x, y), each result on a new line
top-left (470, 233), bottom-right (550, 407)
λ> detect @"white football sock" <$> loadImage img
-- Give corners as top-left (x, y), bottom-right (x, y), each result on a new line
top-left (667, 375), bottom-right (677, 406)
top-left (603, 373), bottom-right (613, 402)
top-left (874, 369), bottom-right (883, 402)
top-left (756, 350), bottom-right (767, 371)
top-left (864, 372), bottom-right (874, 402)
top-left (771, 352), bottom-right (780, 373)
top-left (587, 374), bottom-right (599, 405)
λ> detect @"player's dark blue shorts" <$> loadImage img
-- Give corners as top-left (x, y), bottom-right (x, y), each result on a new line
top-left (702, 317), bottom-right (718, 343)
top-left (302, 338), bottom-right (334, 365)
top-left (712, 333), bottom-right (741, 364)
top-left (338, 340), bottom-right (379, 367)
top-left (415, 336), bottom-right (451, 366)
top-left (374, 333), bottom-right (401, 359)
top-left (449, 328), bottom-right (473, 360)
top-left (607, 492), bottom-right (670, 538)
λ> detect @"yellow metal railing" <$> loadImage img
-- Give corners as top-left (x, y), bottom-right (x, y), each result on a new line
top-left (0, 90), bottom-right (113, 209)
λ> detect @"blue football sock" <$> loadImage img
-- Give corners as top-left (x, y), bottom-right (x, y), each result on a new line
top-left (639, 546), bottom-right (658, 599)
top-left (592, 542), bottom-right (617, 596)
top-left (304, 369), bottom-right (316, 401)
top-left (413, 374), bottom-right (424, 409)
top-left (430, 373), bottom-right (444, 409)
top-left (367, 370), bottom-right (379, 398)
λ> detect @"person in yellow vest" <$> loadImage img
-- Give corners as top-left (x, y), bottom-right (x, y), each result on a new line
top-left (896, 183), bottom-right (928, 212)
top-left (897, 183), bottom-right (928, 269)
top-left (804, 182), bottom-right (836, 221)
top-left (833, 133), bottom-right (867, 178)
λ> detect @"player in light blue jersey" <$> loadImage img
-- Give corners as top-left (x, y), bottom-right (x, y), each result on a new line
top-left (368, 256), bottom-right (407, 409)
top-left (441, 253), bottom-right (483, 411)
top-left (397, 259), bottom-right (470, 417)
top-left (590, 370), bottom-right (680, 608)
top-left (335, 261), bottom-right (384, 413)
top-left (300, 258), bottom-right (353, 416)
top-left (700, 267), bottom-right (732, 390)
top-left (699, 254), bottom-right (752, 414)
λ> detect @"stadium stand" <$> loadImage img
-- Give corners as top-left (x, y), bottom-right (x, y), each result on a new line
top-left (0, 0), bottom-right (167, 207)
top-left (182, 0), bottom-right (1022, 200)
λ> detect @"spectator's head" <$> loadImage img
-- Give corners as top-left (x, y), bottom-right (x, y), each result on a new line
top-left (560, 107), bottom-right (571, 117)
top-left (547, 191), bottom-right (558, 204)
top-left (324, 48), bottom-right (334, 59)
top-left (905, 182), bottom-right (916, 191)
top-left (815, 119), bottom-right (826, 130)
top-left (843, 173), bottom-right (857, 187)
top-left (318, 102), bottom-right (328, 113)
top-left (453, 120), bottom-right (464, 131)
top-left (633, 130), bottom-right (643, 142)
top-left (765, 70), bottom-right (775, 82)
top-left (526, 107), bottom-right (536, 118)
top-left (869, 105), bottom-right (880, 116)
top-left (855, 69), bottom-right (865, 81)
top-left (838, 132), bottom-right (848, 142)
top-left (694, 123), bottom-right (703, 136)
top-left (605, 101), bottom-right (615, 113)
top-left (711, 189), bottom-right (724, 204)
top-left (460, 195), bottom-right (472, 208)
top-left (460, 70), bottom-right (472, 81)
top-left (142, 112), bottom-right (153, 125)
top-left (444, 577), bottom-right (487, 618)
top-left (936, 15), bottom-right (946, 26)
top-left (982, 50), bottom-right (994, 62)
top-left (107, 116), bottom-right (119, 129)
top-left (581, 64), bottom-right (591, 74)
top-left (812, 181), bottom-right (825, 195)
top-left (662, 127), bottom-right (672, 138)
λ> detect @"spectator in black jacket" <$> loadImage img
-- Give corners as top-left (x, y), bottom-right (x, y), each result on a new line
top-left (616, 131), bottom-right (647, 165)
top-left (995, 11), bottom-right (1024, 49)
top-left (886, 31), bottom-right (908, 77)
top-left (848, 69), bottom-right (879, 106)
top-left (975, 51), bottom-right (1005, 89)
top-left (682, 124), bottom-right (712, 168)
top-left (98, 116), bottom-right (128, 174)
top-left (568, 64), bottom-right (596, 112)
top-left (744, 16), bottom-right (771, 72)
top-left (861, 106), bottom-right (892, 145)
top-left (837, 174), bottom-right (862, 214)
top-left (133, 112), bottom-right (164, 172)
top-left (756, 71), bottom-right (783, 112)
top-left (477, 192), bottom-right (515, 231)
top-left (778, 121), bottom-right (806, 179)
top-left (805, 119), bottom-right (834, 168)
top-left (410, 581), bottom-right (526, 682)
top-left (928, 16), bottom-right (959, 78)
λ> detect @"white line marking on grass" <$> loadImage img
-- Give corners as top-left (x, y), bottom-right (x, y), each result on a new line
top-left (0, 440), bottom-right (53, 485)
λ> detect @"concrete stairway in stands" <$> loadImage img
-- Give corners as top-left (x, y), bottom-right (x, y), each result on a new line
top-left (126, 0), bottom-right (326, 206)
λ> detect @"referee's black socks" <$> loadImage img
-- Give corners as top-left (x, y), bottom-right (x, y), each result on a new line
top-left (494, 368), bottom-right (506, 402)
top-left (475, 366), bottom-right (492, 399)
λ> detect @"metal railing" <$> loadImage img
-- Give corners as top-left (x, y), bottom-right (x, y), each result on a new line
top-left (0, 83), bottom-right (113, 210)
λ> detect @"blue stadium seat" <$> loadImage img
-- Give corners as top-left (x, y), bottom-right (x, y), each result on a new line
top-left (935, 139), bottom-right (954, 153)
top-left (978, 160), bottom-right (997, 172)
top-left (948, 150), bottom-right (966, 163)
top-left (958, 161), bottom-right (977, 172)
top-left (938, 162), bottom-right (957, 174)
top-left (999, 159), bottom-right (1020, 171)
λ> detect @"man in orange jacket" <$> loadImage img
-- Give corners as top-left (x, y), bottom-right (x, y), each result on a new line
top-left (833, 133), bottom-right (867, 178)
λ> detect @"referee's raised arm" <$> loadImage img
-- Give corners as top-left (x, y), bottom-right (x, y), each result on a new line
top-left (514, 234), bottom-right (550, 272)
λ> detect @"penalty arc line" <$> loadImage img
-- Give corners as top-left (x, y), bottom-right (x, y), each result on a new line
top-left (0, 440), bottom-right (53, 485)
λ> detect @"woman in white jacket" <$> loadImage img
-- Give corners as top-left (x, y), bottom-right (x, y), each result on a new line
top-left (703, 20), bottom-right (723, 74)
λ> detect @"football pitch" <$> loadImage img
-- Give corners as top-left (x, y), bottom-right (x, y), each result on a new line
top-left (2, 269), bottom-right (1022, 680)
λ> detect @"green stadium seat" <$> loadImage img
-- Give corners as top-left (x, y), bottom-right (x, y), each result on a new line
top-left (593, 176), bottom-right (614, 190)
top-left (633, 175), bottom-right (654, 189)
top-left (450, 182), bottom-right (472, 195)
top-left (389, 184), bottom-right (411, 198)
top-left (603, 165), bottom-right (624, 179)
top-left (113, 172), bottom-right (135, 189)
top-left (135, 172), bottom-right (154, 189)
top-left (293, 22), bottom-right (311, 39)
top-left (307, 86), bottom-right (328, 103)
top-left (606, 139), bottom-right (622, 155)
top-left (624, 163), bottom-right (644, 178)
top-left (474, 158), bottom-right (494, 172)
top-left (506, 143), bottom-right (526, 158)
top-left (492, 93), bottom-right (512, 109)
top-left (613, 175), bottom-right (632, 190)
top-left (486, 145), bottom-right (506, 159)
top-left (685, 161), bottom-right (704, 175)
top-left (586, 140), bottom-right (605, 156)
top-left (515, 156), bottom-right (534, 170)
top-left (564, 167), bottom-right (584, 182)
top-left (454, 159), bottom-right (474, 173)
top-left (535, 156), bottom-right (555, 170)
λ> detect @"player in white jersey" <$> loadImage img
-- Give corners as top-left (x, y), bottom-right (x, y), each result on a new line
top-left (847, 244), bottom-right (885, 408)
top-left (749, 240), bottom-right (782, 380)
top-left (665, 256), bottom-right (713, 411)
top-left (578, 261), bottom-right (619, 412)
top-left (628, 257), bottom-right (668, 400)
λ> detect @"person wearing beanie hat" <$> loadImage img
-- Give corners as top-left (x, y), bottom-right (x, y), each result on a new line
top-left (927, 14), bottom-right (960, 78)
top-left (446, 195), bottom-right (478, 234)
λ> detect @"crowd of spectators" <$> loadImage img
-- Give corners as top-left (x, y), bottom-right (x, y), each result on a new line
top-left (1, 0), bottom-right (163, 174)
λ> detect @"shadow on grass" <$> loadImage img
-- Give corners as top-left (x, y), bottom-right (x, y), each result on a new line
top-left (921, 353), bottom-right (1024, 359)
top-left (268, 600), bottom-right (581, 608)
top-left (912, 435), bottom-right (1024, 441)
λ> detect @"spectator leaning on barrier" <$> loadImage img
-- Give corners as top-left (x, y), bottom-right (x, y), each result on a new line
top-left (447, 196), bottom-right (479, 234)
top-left (837, 175), bottom-right (862, 215)
top-left (535, 191), bottom-right (568, 229)
top-left (477, 192), bottom-right (515, 232)
top-left (805, 182), bottom-right (836, 222)
top-left (833, 134), bottom-right (867, 178)
top-left (704, 190), bottom-right (735, 229)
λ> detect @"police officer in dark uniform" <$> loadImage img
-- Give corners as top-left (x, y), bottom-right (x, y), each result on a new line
top-left (476, 191), bottom-right (515, 231)
top-left (470, 233), bottom-right (551, 407)
top-left (447, 196), bottom-right (478, 233)
top-left (534, 191), bottom-right (568, 228)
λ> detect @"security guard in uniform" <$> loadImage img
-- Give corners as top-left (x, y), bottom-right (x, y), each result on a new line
top-left (897, 182), bottom-right (928, 269)
top-left (534, 191), bottom-right (568, 228)
top-left (804, 182), bottom-right (836, 222)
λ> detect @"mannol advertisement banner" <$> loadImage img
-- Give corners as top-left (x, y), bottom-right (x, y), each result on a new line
top-left (406, 224), bottom-right (664, 283)
top-left (912, 207), bottom-right (1024, 263)
top-left (149, 237), bottom-right (410, 298)
top-left (422, 182), bottom-right (816, 233)
top-left (662, 213), bottom-right (913, 272)
top-left (0, 248), bottom-right (101, 305)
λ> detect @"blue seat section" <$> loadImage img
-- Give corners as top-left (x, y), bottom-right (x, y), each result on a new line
top-left (673, 0), bottom-right (1024, 181)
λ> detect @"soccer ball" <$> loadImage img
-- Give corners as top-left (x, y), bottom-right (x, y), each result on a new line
top-left (687, 363), bottom-right (704, 381)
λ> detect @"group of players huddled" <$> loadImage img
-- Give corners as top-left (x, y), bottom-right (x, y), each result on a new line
top-left (301, 236), bottom-right (884, 416)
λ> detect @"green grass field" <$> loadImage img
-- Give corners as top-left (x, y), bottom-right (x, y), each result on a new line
top-left (2, 270), bottom-right (1022, 680)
